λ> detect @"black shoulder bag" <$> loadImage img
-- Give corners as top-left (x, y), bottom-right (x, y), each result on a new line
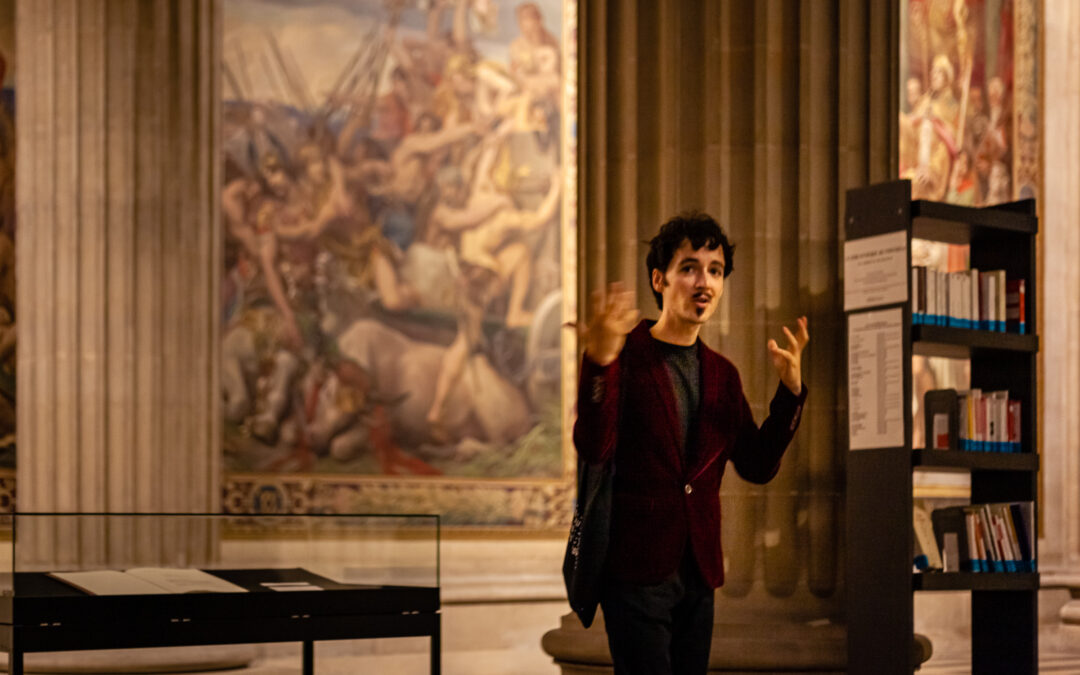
top-left (561, 455), bottom-right (613, 628)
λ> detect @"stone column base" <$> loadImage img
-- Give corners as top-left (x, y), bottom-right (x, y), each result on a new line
top-left (1, 645), bottom-right (255, 673)
top-left (543, 611), bottom-right (933, 673)
top-left (543, 611), bottom-right (853, 673)
top-left (1041, 573), bottom-right (1080, 652)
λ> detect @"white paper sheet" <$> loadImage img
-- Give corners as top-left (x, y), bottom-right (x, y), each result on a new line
top-left (49, 570), bottom-right (172, 596)
top-left (848, 308), bottom-right (905, 450)
top-left (125, 567), bottom-right (248, 594)
top-left (844, 230), bottom-right (908, 311)
top-left (49, 568), bottom-right (248, 595)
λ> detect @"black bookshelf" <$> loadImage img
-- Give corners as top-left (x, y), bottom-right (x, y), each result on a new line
top-left (845, 180), bottom-right (1038, 675)
top-left (912, 325), bottom-right (1038, 355)
top-left (914, 572), bottom-right (1039, 592)
top-left (912, 449), bottom-right (1039, 472)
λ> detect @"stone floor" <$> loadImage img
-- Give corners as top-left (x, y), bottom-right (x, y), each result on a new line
top-left (4, 644), bottom-right (561, 675)
top-left (13, 645), bottom-right (1080, 674)
top-left (183, 646), bottom-right (1080, 675)
top-left (195, 647), bottom-right (559, 674)
top-left (2, 600), bottom-right (570, 675)
top-left (920, 652), bottom-right (1080, 674)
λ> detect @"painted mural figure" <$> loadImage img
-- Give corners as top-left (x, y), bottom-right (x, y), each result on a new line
top-left (908, 54), bottom-right (960, 201)
top-left (222, 0), bottom-right (566, 485)
top-left (900, 0), bottom-right (1028, 207)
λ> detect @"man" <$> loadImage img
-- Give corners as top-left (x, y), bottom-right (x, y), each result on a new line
top-left (574, 212), bottom-right (809, 675)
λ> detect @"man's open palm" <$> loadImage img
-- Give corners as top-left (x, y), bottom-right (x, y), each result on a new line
top-left (768, 316), bottom-right (809, 394)
top-left (585, 282), bottom-right (640, 366)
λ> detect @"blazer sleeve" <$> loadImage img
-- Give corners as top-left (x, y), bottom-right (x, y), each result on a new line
top-left (730, 378), bottom-right (808, 484)
top-left (572, 352), bottom-right (621, 464)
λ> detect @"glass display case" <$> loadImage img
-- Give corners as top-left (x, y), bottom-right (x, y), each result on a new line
top-left (0, 513), bottom-right (440, 675)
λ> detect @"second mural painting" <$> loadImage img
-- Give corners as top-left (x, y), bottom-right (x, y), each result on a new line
top-left (899, 0), bottom-right (1038, 207)
top-left (221, 0), bottom-right (575, 525)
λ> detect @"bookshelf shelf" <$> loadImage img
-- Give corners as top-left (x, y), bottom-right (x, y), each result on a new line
top-left (911, 199), bottom-right (1037, 244)
top-left (912, 449), bottom-right (1039, 473)
top-left (912, 325), bottom-right (1038, 356)
top-left (845, 180), bottom-right (1038, 675)
top-left (913, 572), bottom-right (1039, 592)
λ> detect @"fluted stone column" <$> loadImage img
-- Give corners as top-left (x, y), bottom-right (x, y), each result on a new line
top-left (17, 0), bottom-right (220, 526)
top-left (543, 0), bottom-right (897, 672)
top-left (1039, 0), bottom-right (1080, 650)
top-left (12, 2), bottom-right (249, 670)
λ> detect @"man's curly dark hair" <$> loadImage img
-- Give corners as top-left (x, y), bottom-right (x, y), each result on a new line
top-left (645, 211), bottom-right (735, 310)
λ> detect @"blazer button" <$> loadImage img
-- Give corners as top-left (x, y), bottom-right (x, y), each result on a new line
top-left (684, 484), bottom-right (693, 495)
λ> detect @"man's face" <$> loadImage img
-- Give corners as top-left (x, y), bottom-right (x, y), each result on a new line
top-left (652, 240), bottom-right (725, 326)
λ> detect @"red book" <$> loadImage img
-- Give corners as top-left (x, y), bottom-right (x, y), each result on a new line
top-left (1006, 279), bottom-right (1026, 334)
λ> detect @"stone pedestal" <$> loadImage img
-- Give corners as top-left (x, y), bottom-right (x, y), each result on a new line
top-left (543, 607), bottom-right (937, 674)
top-left (1041, 574), bottom-right (1080, 635)
top-left (542, 610), bottom-right (849, 674)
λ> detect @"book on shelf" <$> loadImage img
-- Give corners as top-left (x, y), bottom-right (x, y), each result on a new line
top-left (923, 389), bottom-right (959, 450)
top-left (913, 505), bottom-right (943, 571)
top-left (926, 389), bottom-right (1022, 453)
top-left (1006, 279), bottom-right (1026, 334)
top-left (931, 507), bottom-right (968, 573)
top-left (922, 502), bottom-right (1036, 574)
top-left (48, 567), bottom-right (249, 596)
top-left (910, 265), bottom-right (1022, 334)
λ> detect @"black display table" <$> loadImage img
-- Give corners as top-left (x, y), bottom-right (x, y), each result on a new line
top-left (0, 568), bottom-right (440, 675)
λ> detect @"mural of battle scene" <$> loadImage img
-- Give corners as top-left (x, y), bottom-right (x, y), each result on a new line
top-left (0, 5), bottom-right (15, 469)
top-left (222, 0), bottom-right (567, 485)
top-left (899, 0), bottom-right (1038, 207)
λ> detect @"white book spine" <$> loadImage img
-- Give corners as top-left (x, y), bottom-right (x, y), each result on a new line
top-left (927, 269), bottom-right (938, 321)
top-left (965, 512), bottom-right (980, 566)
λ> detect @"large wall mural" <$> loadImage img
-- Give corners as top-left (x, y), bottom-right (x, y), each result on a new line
top-left (899, 0), bottom-right (1039, 206)
top-left (0, 2), bottom-right (14, 474)
top-left (221, 0), bottom-right (576, 526)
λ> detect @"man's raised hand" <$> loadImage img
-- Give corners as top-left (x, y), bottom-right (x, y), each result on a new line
top-left (768, 316), bottom-right (809, 395)
top-left (584, 282), bottom-right (640, 366)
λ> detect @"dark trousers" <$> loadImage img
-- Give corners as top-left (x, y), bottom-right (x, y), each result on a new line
top-left (600, 551), bottom-right (715, 675)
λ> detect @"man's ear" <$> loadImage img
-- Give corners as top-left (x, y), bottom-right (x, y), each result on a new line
top-left (651, 268), bottom-right (666, 295)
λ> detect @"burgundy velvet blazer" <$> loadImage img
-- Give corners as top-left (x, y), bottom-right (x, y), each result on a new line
top-left (573, 320), bottom-right (807, 589)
